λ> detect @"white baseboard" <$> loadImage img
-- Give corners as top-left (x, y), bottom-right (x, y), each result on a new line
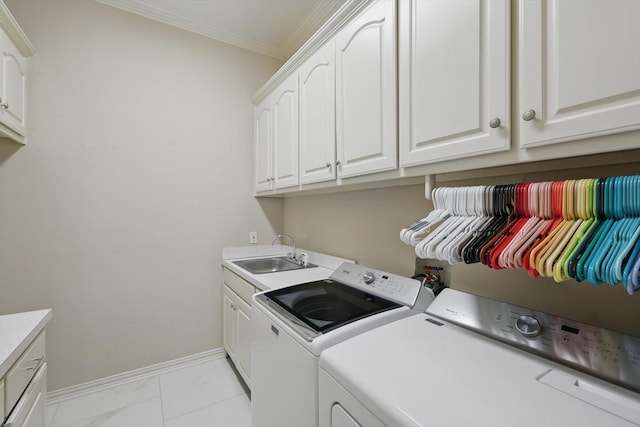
top-left (46, 348), bottom-right (227, 405)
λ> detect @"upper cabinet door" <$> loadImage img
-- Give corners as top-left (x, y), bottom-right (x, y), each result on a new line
top-left (272, 73), bottom-right (299, 189)
top-left (335, 0), bottom-right (397, 179)
top-left (254, 96), bottom-right (273, 193)
top-left (518, 0), bottom-right (640, 148)
top-left (299, 41), bottom-right (336, 185)
top-left (0, 30), bottom-right (26, 137)
top-left (399, 0), bottom-right (510, 167)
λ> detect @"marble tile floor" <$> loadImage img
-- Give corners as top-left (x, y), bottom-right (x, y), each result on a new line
top-left (46, 357), bottom-right (251, 427)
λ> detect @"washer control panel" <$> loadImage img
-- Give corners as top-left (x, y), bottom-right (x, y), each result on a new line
top-left (329, 263), bottom-right (422, 307)
top-left (427, 288), bottom-right (640, 393)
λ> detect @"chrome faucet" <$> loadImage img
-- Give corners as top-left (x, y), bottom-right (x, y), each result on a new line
top-left (272, 234), bottom-right (297, 260)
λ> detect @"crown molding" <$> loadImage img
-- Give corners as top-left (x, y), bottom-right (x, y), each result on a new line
top-left (95, 0), bottom-right (284, 59)
top-left (251, 0), bottom-right (374, 105)
top-left (0, 1), bottom-right (35, 56)
top-left (280, 0), bottom-right (344, 60)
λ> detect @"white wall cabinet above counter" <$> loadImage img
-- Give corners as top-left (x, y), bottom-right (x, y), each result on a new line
top-left (256, 0), bottom-right (396, 194)
top-left (517, 0), bottom-right (640, 148)
top-left (334, 0), bottom-right (397, 178)
top-left (398, 0), bottom-right (510, 167)
top-left (254, 73), bottom-right (300, 192)
top-left (252, 0), bottom-right (640, 197)
top-left (299, 41), bottom-right (336, 185)
top-left (0, 1), bottom-right (34, 144)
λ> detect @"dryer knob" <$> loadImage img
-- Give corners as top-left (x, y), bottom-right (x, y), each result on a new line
top-left (515, 315), bottom-right (541, 338)
top-left (362, 271), bottom-right (376, 284)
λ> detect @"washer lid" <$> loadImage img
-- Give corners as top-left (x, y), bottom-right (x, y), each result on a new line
top-left (259, 279), bottom-right (400, 335)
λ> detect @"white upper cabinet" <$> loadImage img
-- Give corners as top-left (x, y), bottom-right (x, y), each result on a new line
top-left (0, 30), bottom-right (26, 137)
top-left (299, 41), bottom-right (336, 185)
top-left (0, 2), bottom-right (33, 144)
top-left (272, 73), bottom-right (299, 189)
top-left (518, 0), bottom-right (640, 148)
top-left (254, 96), bottom-right (273, 193)
top-left (399, 0), bottom-right (510, 167)
top-left (254, 73), bottom-right (299, 193)
top-left (335, 0), bottom-right (397, 178)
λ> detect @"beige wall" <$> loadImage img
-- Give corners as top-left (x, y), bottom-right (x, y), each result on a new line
top-left (284, 161), bottom-right (640, 337)
top-left (0, 0), bottom-right (283, 390)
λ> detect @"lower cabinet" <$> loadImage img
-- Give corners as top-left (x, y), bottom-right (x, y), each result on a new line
top-left (3, 363), bottom-right (46, 427)
top-left (2, 331), bottom-right (47, 427)
top-left (222, 269), bottom-right (256, 388)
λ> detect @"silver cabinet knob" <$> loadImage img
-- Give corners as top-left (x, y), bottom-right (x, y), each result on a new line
top-left (522, 110), bottom-right (536, 121)
top-left (0, 102), bottom-right (8, 109)
top-left (335, 160), bottom-right (341, 167)
top-left (325, 162), bottom-right (331, 168)
top-left (489, 118), bottom-right (501, 128)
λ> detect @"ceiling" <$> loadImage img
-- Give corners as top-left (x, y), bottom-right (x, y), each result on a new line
top-left (95, 0), bottom-right (349, 60)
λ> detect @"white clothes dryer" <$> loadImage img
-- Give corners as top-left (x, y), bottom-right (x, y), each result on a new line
top-left (319, 288), bottom-right (640, 427)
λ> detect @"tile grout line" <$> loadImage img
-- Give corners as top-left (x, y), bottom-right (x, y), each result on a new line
top-left (47, 403), bottom-right (60, 427)
top-left (51, 395), bottom-right (163, 427)
top-left (158, 372), bottom-right (167, 427)
top-left (161, 390), bottom-right (249, 423)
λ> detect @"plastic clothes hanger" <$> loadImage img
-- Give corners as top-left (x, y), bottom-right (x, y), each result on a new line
top-left (437, 187), bottom-right (494, 263)
top-left (415, 187), bottom-right (475, 259)
top-left (461, 186), bottom-right (510, 263)
top-left (520, 181), bottom-right (555, 276)
top-left (623, 237), bottom-right (640, 294)
top-left (608, 176), bottom-right (640, 284)
top-left (488, 183), bottom-right (531, 269)
top-left (622, 177), bottom-right (640, 292)
top-left (479, 185), bottom-right (517, 266)
top-left (555, 179), bottom-right (595, 281)
top-left (496, 183), bottom-right (550, 269)
top-left (502, 182), bottom-right (558, 270)
top-left (528, 181), bottom-right (567, 277)
top-left (582, 177), bottom-right (619, 284)
top-left (541, 180), bottom-right (585, 280)
top-left (570, 178), bottom-right (605, 281)
top-left (462, 214), bottom-right (509, 264)
top-left (430, 186), bottom-right (492, 262)
top-left (400, 187), bottom-right (451, 246)
top-left (499, 183), bottom-right (541, 268)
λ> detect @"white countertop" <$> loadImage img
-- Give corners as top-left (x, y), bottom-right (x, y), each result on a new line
top-left (222, 245), bottom-right (354, 291)
top-left (0, 309), bottom-right (52, 379)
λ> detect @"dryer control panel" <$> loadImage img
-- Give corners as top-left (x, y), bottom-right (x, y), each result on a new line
top-left (427, 289), bottom-right (640, 393)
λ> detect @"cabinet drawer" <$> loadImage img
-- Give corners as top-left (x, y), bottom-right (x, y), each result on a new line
top-left (5, 331), bottom-right (45, 416)
top-left (0, 378), bottom-right (4, 422)
top-left (4, 362), bottom-right (46, 427)
top-left (223, 268), bottom-right (256, 305)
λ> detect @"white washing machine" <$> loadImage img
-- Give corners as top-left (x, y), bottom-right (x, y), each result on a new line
top-left (251, 262), bottom-right (435, 427)
top-left (319, 288), bottom-right (640, 427)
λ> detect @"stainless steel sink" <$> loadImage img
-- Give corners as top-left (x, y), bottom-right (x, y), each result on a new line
top-left (233, 257), bottom-right (317, 274)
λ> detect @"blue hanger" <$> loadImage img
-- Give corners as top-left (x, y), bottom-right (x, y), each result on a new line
top-left (582, 178), bottom-right (620, 285)
top-left (623, 235), bottom-right (640, 294)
